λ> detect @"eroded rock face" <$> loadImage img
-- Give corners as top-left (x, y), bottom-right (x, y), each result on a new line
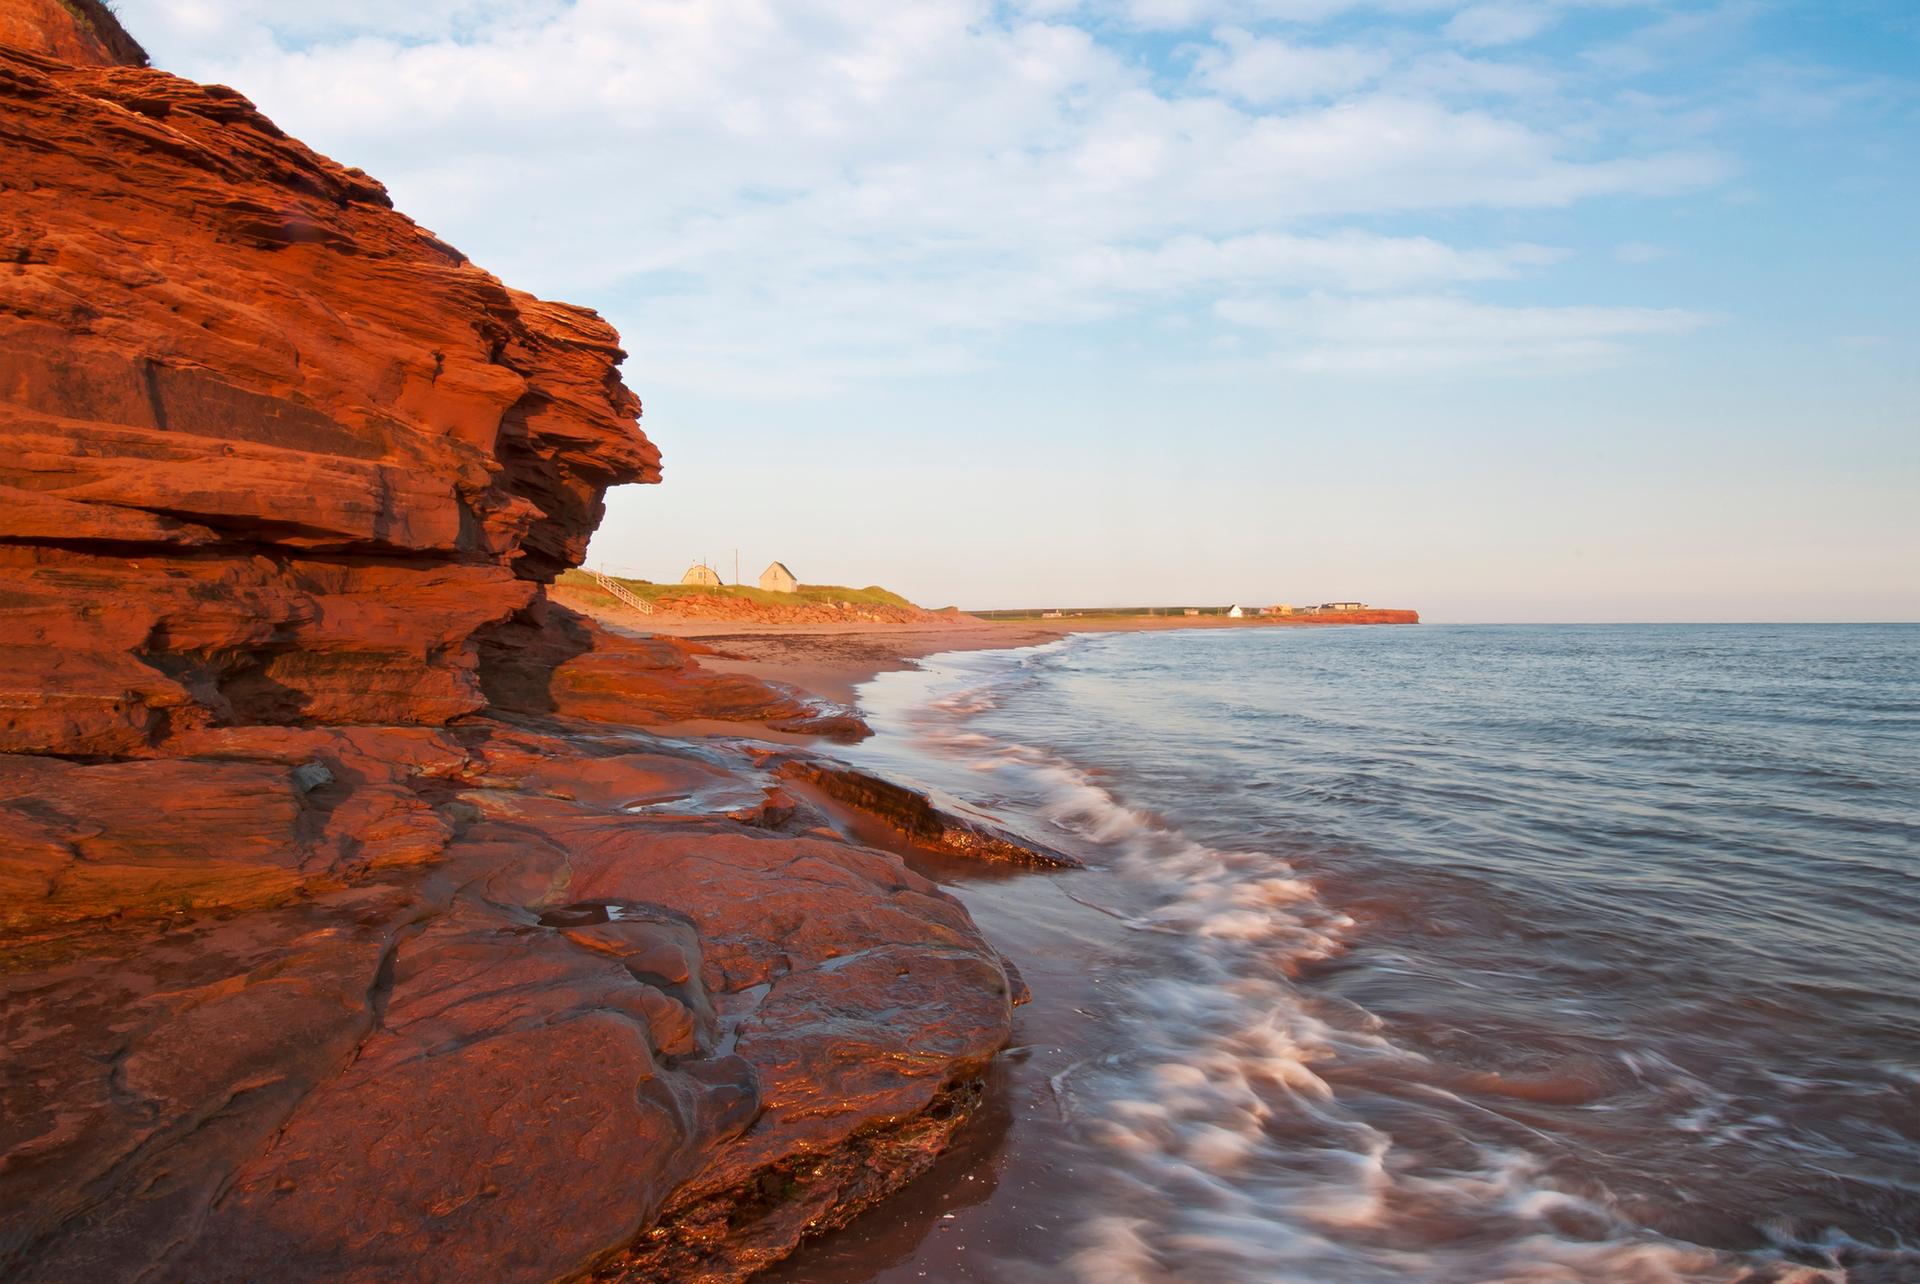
top-left (479, 601), bottom-right (870, 740)
top-left (0, 0), bottom-right (144, 67)
top-left (2, 728), bottom-right (1015, 1282)
top-left (0, 32), bottom-right (658, 753)
top-left (0, 11), bottom-right (1014, 1281)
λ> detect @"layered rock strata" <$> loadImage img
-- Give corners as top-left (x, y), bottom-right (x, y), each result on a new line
top-left (0, 24), bottom-right (658, 754)
top-left (0, 11), bottom-right (1016, 1281)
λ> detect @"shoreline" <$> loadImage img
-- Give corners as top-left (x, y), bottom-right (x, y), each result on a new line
top-left (554, 587), bottom-right (1413, 712)
top-left (0, 22), bottom-right (1048, 1275)
top-left (749, 625), bottom-right (1918, 1282)
top-left (751, 642), bottom-right (1124, 1284)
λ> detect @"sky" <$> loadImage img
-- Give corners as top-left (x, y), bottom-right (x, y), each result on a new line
top-left (121, 0), bottom-right (1919, 620)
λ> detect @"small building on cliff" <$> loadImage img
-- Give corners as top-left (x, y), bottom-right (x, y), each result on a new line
top-left (681, 563), bottom-right (722, 587)
top-left (759, 561), bottom-right (798, 594)
top-left (1319, 601), bottom-right (1367, 612)
top-left (1228, 604), bottom-right (1245, 618)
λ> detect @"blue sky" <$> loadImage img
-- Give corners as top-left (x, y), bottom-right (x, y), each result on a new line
top-left (123, 0), bottom-right (1917, 619)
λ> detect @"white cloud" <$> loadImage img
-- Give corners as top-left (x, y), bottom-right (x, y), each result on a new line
top-left (118, 0), bottom-right (1726, 392)
top-left (1066, 231), bottom-right (1564, 293)
top-left (1444, 3), bottom-right (1556, 47)
top-left (1583, 1), bottom-right (1762, 76)
top-left (1400, 50), bottom-right (1557, 97)
top-left (1122, 0), bottom-right (1453, 29)
top-left (1194, 28), bottom-right (1392, 104)
top-left (1216, 293), bottom-right (1706, 371)
top-left (147, 0), bottom-right (566, 48)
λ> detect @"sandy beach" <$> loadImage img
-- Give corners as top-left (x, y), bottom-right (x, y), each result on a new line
top-left (635, 620), bottom-right (1061, 707)
top-left (552, 586), bottom-right (1409, 711)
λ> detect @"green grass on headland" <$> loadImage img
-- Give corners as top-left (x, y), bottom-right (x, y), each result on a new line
top-left (558, 569), bottom-right (919, 611)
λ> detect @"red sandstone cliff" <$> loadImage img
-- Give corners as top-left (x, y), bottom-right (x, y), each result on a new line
top-left (0, 7), bottom-right (1017, 1280)
top-left (0, 0), bottom-right (145, 67)
top-left (0, 14), bottom-right (662, 754)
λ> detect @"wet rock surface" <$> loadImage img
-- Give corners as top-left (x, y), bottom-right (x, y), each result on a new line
top-left (0, 9), bottom-right (1015, 1280)
top-left (2, 731), bottom-right (1018, 1282)
top-left (777, 761), bottom-right (1082, 871)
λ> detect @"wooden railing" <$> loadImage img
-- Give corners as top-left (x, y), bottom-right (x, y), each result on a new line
top-left (587, 568), bottom-right (654, 615)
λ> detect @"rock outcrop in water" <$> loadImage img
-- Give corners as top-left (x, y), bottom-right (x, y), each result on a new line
top-left (0, 7), bottom-right (1016, 1280)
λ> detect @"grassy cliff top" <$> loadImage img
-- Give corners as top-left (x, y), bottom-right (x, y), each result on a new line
top-left (558, 569), bottom-right (919, 612)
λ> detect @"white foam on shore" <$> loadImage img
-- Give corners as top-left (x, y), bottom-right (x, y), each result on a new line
top-left (868, 641), bottom-right (1836, 1284)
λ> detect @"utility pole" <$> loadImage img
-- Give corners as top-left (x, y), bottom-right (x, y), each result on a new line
top-left (733, 548), bottom-right (739, 586)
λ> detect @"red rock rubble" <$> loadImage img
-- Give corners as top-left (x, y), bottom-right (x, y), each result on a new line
top-left (0, 7), bottom-right (1017, 1281)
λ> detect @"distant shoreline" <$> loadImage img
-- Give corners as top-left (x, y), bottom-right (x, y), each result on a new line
top-left (555, 585), bottom-right (1418, 710)
top-left (969, 606), bottom-right (1420, 624)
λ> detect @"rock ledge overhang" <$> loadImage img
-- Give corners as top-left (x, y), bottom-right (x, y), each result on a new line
top-left (0, 15), bottom-right (1017, 1283)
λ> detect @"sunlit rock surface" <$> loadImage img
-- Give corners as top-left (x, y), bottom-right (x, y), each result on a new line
top-left (0, 7), bottom-right (1014, 1279)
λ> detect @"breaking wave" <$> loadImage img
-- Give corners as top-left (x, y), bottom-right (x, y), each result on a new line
top-left (843, 626), bottom-right (1920, 1284)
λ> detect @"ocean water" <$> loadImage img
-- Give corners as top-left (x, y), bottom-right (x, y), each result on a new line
top-left (769, 624), bottom-right (1920, 1284)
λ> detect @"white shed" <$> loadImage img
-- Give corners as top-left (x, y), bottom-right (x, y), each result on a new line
top-left (759, 561), bottom-right (798, 594)
top-left (680, 563), bottom-right (722, 587)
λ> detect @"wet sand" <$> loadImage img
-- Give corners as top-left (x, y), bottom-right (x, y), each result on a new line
top-left (753, 866), bottom-right (1127, 1284)
top-left (552, 588), bottom-right (1364, 712)
top-left (546, 599), bottom-right (1447, 1280)
top-left (655, 622), bottom-right (1058, 708)
top-left (749, 624), bottom-right (1920, 1284)
top-left (552, 600), bottom-right (1132, 1278)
